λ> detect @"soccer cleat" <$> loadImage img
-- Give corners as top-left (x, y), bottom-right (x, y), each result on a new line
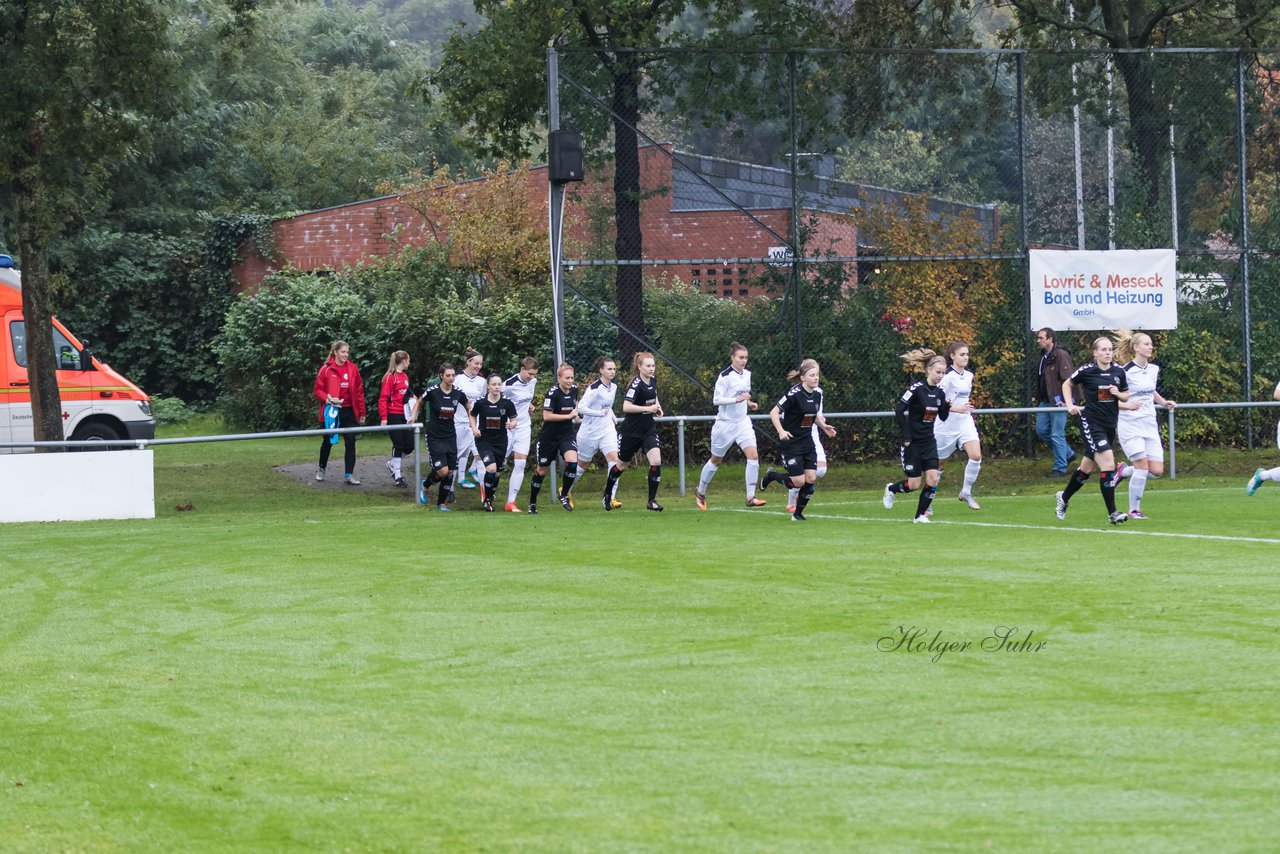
top-left (345, 475), bottom-right (361, 485)
top-left (446, 489), bottom-right (457, 503)
top-left (791, 510), bottom-right (806, 521)
top-left (923, 507), bottom-right (933, 517)
top-left (1128, 510), bottom-right (1148, 520)
top-left (527, 504), bottom-right (538, 515)
top-left (786, 505), bottom-right (796, 514)
top-left (745, 497), bottom-right (766, 508)
top-left (611, 499), bottom-right (623, 510)
top-left (1116, 464), bottom-right (1134, 480)
top-left (882, 484), bottom-right (895, 509)
top-left (419, 481), bottom-right (430, 504)
top-left (1055, 491), bottom-right (1067, 520)
top-left (459, 477), bottom-right (478, 489)
top-left (1108, 510), bottom-right (1128, 525)
top-left (912, 515), bottom-right (931, 523)
top-left (957, 492), bottom-right (981, 510)
top-left (647, 501), bottom-right (664, 512)
top-left (694, 490), bottom-right (707, 511)
top-left (483, 499), bottom-right (494, 512)
top-left (437, 504), bottom-right (452, 513)
top-left (504, 502), bottom-right (522, 513)
top-left (1247, 467), bottom-right (1265, 496)
top-left (393, 477), bottom-right (407, 488)
top-left (560, 494), bottom-right (574, 512)
top-left (759, 467), bottom-right (782, 491)
top-left (315, 467), bottom-right (325, 481)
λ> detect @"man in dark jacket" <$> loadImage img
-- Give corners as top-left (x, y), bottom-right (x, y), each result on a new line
top-left (1034, 328), bottom-right (1075, 476)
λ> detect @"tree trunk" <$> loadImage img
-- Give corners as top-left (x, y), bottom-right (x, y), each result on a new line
top-left (15, 188), bottom-right (66, 449)
top-left (1114, 51), bottom-right (1166, 217)
top-left (612, 60), bottom-right (645, 364)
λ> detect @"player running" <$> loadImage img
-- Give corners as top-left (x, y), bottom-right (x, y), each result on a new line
top-left (695, 342), bottom-right (766, 511)
top-left (469, 373), bottom-right (519, 511)
top-left (760, 359), bottom-right (836, 521)
top-left (1055, 336), bottom-right (1131, 525)
top-left (883, 349), bottom-right (951, 523)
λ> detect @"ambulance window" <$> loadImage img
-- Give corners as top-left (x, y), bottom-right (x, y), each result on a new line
top-left (9, 321), bottom-right (83, 370)
top-left (10, 320), bottom-right (25, 366)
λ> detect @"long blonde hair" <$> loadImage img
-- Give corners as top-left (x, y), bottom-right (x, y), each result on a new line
top-left (385, 350), bottom-right (409, 380)
top-left (1114, 328), bottom-right (1151, 364)
top-left (901, 348), bottom-right (945, 372)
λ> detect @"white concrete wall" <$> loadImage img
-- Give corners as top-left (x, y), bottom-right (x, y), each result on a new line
top-left (0, 450), bottom-right (155, 523)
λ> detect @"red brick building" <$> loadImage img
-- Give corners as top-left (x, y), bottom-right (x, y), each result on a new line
top-left (232, 144), bottom-right (998, 297)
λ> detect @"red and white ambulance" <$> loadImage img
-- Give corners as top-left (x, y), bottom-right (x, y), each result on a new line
top-left (0, 254), bottom-right (156, 451)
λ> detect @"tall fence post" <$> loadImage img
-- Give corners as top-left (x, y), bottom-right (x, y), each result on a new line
top-left (1168, 407), bottom-right (1177, 480)
top-left (677, 417), bottom-right (687, 497)
top-left (1236, 49), bottom-right (1254, 448)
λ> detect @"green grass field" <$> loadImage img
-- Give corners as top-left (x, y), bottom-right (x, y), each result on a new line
top-left (3, 419), bottom-right (1279, 851)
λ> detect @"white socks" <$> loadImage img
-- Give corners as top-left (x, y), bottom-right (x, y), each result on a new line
top-left (507, 459), bottom-right (526, 503)
top-left (698, 460), bottom-right (718, 494)
top-left (1265, 467), bottom-right (1280, 482)
top-left (745, 459), bottom-right (759, 499)
top-left (390, 456), bottom-right (402, 478)
top-left (1128, 468), bottom-right (1149, 511)
top-left (962, 459), bottom-right (981, 495)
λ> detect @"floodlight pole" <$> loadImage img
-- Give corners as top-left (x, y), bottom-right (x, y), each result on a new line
top-left (548, 47), bottom-right (567, 370)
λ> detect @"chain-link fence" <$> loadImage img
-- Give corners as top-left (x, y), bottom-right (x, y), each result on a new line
top-left (547, 47), bottom-right (1280, 460)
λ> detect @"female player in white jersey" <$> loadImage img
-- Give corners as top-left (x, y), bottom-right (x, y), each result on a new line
top-left (694, 342), bottom-right (766, 510)
top-left (1246, 378), bottom-right (1280, 495)
top-left (933, 341), bottom-right (983, 510)
top-left (576, 356), bottom-right (624, 509)
top-left (1114, 330), bottom-right (1176, 518)
top-left (453, 348), bottom-right (488, 492)
top-left (500, 356), bottom-right (539, 512)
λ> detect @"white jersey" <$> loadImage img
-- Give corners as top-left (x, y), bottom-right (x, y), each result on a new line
top-left (453, 371), bottom-right (488, 424)
top-left (1118, 360), bottom-right (1160, 426)
top-left (502, 372), bottom-right (539, 428)
top-left (576, 379), bottom-right (618, 440)
top-left (936, 368), bottom-right (975, 432)
top-left (712, 365), bottom-right (753, 423)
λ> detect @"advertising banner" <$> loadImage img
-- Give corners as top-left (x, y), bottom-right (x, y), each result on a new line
top-left (1029, 249), bottom-right (1177, 331)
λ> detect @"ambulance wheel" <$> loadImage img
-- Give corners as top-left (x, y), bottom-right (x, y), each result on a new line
top-left (71, 422), bottom-right (122, 449)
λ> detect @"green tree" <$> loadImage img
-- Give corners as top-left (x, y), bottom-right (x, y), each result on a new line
top-left (0, 0), bottom-right (182, 444)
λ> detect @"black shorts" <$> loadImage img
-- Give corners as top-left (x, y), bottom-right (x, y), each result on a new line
top-left (779, 440), bottom-right (817, 477)
top-left (900, 441), bottom-right (939, 477)
top-left (536, 433), bottom-right (577, 467)
top-left (618, 430), bottom-right (660, 462)
top-left (1079, 414), bottom-right (1118, 458)
top-left (475, 438), bottom-right (508, 471)
top-left (426, 437), bottom-right (458, 473)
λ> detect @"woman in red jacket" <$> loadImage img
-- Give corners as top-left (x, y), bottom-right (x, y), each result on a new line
top-left (314, 340), bottom-right (367, 484)
top-left (378, 350), bottom-right (413, 487)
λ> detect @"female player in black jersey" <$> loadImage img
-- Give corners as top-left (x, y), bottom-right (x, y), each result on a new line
top-left (760, 359), bottom-right (836, 521)
top-left (411, 362), bottom-right (472, 511)
top-left (469, 373), bottom-right (519, 512)
top-left (1055, 336), bottom-right (1131, 525)
top-left (882, 349), bottom-right (950, 523)
top-left (527, 363), bottom-right (581, 514)
top-left (605, 352), bottom-right (666, 511)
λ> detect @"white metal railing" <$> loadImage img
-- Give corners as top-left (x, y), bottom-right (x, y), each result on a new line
top-left (4, 401), bottom-right (1276, 499)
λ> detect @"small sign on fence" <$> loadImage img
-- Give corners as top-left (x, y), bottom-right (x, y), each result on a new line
top-left (1029, 249), bottom-right (1178, 331)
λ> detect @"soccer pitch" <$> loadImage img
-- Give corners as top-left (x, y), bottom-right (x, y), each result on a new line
top-left (3, 434), bottom-right (1278, 851)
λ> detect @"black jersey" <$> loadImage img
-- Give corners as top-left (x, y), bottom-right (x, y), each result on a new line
top-left (620, 375), bottom-right (659, 438)
top-left (1068, 361), bottom-right (1129, 426)
top-left (539, 384), bottom-right (579, 441)
top-left (895, 380), bottom-right (950, 444)
top-left (473, 396), bottom-right (517, 442)
top-left (774, 383), bottom-right (823, 450)
top-left (422, 385), bottom-right (470, 445)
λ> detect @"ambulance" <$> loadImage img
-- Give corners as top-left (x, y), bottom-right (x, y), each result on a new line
top-left (0, 254), bottom-right (155, 451)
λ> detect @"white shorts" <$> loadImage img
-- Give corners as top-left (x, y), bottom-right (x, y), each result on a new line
top-left (576, 428), bottom-right (619, 464)
top-left (454, 422), bottom-right (477, 459)
top-left (506, 422), bottom-right (532, 458)
top-left (935, 417), bottom-right (980, 460)
top-left (710, 418), bottom-right (758, 458)
top-left (1118, 421), bottom-right (1164, 463)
